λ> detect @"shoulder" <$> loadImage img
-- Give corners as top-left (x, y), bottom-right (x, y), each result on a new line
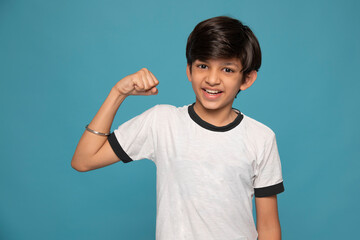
top-left (151, 104), bottom-right (189, 116)
top-left (138, 104), bottom-right (176, 116)
top-left (151, 104), bottom-right (178, 111)
top-left (146, 104), bottom-right (190, 123)
top-left (152, 104), bottom-right (188, 111)
top-left (241, 114), bottom-right (276, 141)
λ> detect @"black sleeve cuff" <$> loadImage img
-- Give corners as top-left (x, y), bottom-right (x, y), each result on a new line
top-left (254, 181), bottom-right (284, 198)
top-left (108, 132), bottom-right (133, 163)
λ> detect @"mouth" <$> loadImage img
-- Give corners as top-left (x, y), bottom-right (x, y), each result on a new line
top-left (202, 88), bottom-right (223, 95)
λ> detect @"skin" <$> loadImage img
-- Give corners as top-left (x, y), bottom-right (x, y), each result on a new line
top-left (71, 68), bottom-right (159, 172)
top-left (186, 58), bottom-right (257, 126)
top-left (255, 195), bottom-right (282, 240)
top-left (72, 62), bottom-right (281, 239)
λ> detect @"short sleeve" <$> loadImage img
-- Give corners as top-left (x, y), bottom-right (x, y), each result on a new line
top-left (253, 133), bottom-right (284, 197)
top-left (108, 106), bottom-right (158, 163)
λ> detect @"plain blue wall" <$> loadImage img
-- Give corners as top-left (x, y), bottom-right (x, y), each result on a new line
top-left (1, 0), bottom-right (359, 239)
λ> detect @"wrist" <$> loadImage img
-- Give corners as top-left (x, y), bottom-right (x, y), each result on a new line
top-left (110, 87), bottom-right (128, 100)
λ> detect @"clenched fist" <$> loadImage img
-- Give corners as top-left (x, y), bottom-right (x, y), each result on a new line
top-left (114, 68), bottom-right (159, 96)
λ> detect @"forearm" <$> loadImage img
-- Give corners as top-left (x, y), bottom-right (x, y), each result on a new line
top-left (257, 221), bottom-right (281, 240)
top-left (72, 68), bottom-right (159, 171)
top-left (86, 87), bottom-right (126, 135)
top-left (71, 87), bottom-right (126, 170)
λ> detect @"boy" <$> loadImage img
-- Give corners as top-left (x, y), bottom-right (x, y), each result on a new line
top-left (72, 16), bottom-right (284, 240)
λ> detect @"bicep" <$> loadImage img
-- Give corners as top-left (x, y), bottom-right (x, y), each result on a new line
top-left (87, 140), bottom-right (121, 171)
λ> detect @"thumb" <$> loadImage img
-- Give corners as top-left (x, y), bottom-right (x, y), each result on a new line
top-left (151, 87), bottom-right (158, 94)
top-left (143, 86), bottom-right (158, 96)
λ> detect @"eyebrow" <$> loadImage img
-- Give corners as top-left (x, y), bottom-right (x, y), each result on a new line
top-left (222, 62), bottom-right (240, 68)
top-left (196, 60), bottom-right (241, 69)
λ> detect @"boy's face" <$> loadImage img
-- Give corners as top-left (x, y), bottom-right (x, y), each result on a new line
top-left (187, 58), bottom-right (252, 114)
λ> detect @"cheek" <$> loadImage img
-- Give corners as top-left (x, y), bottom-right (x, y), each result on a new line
top-left (228, 80), bottom-right (242, 94)
top-left (190, 78), bottom-right (199, 89)
top-left (189, 75), bottom-right (201, 85)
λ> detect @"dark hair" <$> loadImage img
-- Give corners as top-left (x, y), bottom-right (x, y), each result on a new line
top-left (186, 16), bottom-right (261, 75)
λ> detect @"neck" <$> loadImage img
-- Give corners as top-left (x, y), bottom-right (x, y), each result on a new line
top-left (193, 101), bottom-right (237, 127)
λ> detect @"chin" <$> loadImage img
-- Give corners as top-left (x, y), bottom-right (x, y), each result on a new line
top-left (198, 100), bottom-right (225, 111)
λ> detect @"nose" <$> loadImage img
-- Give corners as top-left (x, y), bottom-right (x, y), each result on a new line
top-left (205, 69), bottom-right (220, 86)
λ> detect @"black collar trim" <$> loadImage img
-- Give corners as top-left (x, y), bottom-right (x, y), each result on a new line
top-left (188, 103), bottom-right (244, 132)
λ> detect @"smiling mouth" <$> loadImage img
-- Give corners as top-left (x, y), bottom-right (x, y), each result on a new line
top-left (203, 89), bottom-right (223, 95)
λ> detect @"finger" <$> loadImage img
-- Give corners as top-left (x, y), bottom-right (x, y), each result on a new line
top-left (149, 70), bottom-right (159, 86)
top-left (142, 86), bottom-right (158, 95)
top-left (151, 87), bottom-right (158, 95)
top-left (140, 69), bottom-right (151, 91)
top-left (144, 68), bottom-right (158, 90)
top-left (143, 69), bottom-right (156, 89)
top-left (133, 77), bottom-right (144, 91)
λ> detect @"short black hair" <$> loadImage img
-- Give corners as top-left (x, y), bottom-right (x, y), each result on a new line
top-left (186, 16), bottom-right (261, 75)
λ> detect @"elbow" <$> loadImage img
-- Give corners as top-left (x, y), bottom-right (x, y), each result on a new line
top-left (72, 164), bottom-right (89, 172)
top-left (71, 157), bottom-right (91, 172)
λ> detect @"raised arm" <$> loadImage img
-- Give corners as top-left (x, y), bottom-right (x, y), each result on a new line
top-left (71, 68), bottom-right (159, 172)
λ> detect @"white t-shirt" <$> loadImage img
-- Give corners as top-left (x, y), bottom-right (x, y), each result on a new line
top-left (108, 104), bottom-right (284, 240)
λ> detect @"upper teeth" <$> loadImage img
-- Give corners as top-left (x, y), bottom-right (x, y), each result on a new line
top-left (205, 89), bottom-right (220, 94)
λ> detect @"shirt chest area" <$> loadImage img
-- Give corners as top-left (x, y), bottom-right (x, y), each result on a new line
top-left (155, 123), bottom-right (257, 187)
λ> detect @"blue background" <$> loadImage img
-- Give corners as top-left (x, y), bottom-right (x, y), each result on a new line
top-left (1, 0), bottom-right (359, 239)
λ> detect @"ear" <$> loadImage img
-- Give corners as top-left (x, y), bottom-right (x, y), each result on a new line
top-left (240, 70), bottom-right (257, 91)
top-left (186, 64), bottom-right (192, 82)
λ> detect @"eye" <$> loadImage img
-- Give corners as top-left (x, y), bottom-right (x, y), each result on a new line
top-left (197, 64), bottom-right (208, 69)
top-left (223, 68), bottom-right (234, 73)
